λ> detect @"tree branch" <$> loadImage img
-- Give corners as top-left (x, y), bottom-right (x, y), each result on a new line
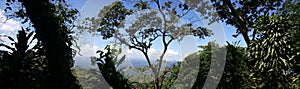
top-left (223, 0), bottom-right (251, 45)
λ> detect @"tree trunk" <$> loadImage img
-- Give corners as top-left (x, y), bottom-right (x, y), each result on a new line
top-left (19, 0), bottom-right (80, 88)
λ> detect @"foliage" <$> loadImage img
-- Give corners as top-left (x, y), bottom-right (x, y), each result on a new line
top-left (93, 45), bottom-right (132, 89)
top-left (0, 28), bottom-right (48, 89)
top-left (207, 0), bottom-right (300, 88)
top-left (167, 42), bottom-right (249, 89)
top-left (0, 0), bottom-right (299, 88)
top-left (174, 51), bottom-right (209, 89)
top-left (4, 0), bottom-right (81, 88)
top-left (217, 42), bottom-right (249, 89)
top-left (81, 1), bottom-right (212, 88)
top-left (248, 15), bottom-right (298, 88)
top-left (210, 0), bottom-right (283, 45)
top-left (78, 1), bottom-right (133, 39)
top-left (72, 67), bottom-right (109, 89)
top-left (278, 0), bottom-right (300, 73)
top-left (161, 62), bottom-right (181, 89)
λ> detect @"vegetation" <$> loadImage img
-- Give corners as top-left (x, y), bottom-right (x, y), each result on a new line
top-left (0, 28), bottom-right (47, 88)
top-left (0, 0), bottom-right (299, 89)
top-left (72, 67), bottom-right (108, 89)
top-left (1, 0), bottom-right (81, 88)
top-left (79, 1), bottom-right (211, 88)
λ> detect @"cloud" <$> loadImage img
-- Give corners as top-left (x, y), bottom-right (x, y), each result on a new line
top-left (126, 48), bottom-right (182, 61)
top-left (76, 44), bottom-right (100, 57)
top-left (166, 49), bottom-right (179, 55)
top-left (0, 9), bottom-right (21, 34)
top-left (126, 49), bottom-right (133, 54)
top-left (148, 48), bottom-right (181, 61)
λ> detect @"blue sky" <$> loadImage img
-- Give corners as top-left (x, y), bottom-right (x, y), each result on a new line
top-left (0, 0), bottom-right (246, 61)
top-left (69, 0), bottom-right (246, 60)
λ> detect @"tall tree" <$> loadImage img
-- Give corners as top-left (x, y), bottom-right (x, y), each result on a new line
top-left (209, 0), bottom-right (283, 45)
top-left (81, 1), bottom-right (211, 88)
top-left (4, 0), bottom-right (81, 88)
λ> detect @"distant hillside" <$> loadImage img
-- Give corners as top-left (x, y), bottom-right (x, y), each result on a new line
top-left (74, 57), bottom-right (179, 69)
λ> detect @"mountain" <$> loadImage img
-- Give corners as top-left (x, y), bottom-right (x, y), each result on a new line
top-left (74, 57), bottom-right (179, 69)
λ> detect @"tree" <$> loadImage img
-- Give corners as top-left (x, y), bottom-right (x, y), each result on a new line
top-left (165, 41), bottom-right (249, 89)
top-left (217, 41), bottom-right (249, 88)
top-left (4, 0), bottom-right (81, 88)
top-left (248, 15), bottom-right (297, 88)
top-left (81, 1), bottom-right (211, 89)
top-left (207, 0), bottom-right (300, 88)
top-left (209, 0), bottom-right (283, 45)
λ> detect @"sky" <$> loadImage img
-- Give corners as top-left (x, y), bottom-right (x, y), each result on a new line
top-left (0, 0), bottom-right (247, 62)
top-left (70, 0), bottom-right (246, 61)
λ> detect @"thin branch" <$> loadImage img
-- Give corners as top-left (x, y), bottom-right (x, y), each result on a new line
top-left (179, 9), bottom-right (191, 18)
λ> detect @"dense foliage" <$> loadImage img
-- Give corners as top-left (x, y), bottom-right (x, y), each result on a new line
top-left (1, 0), bottom-right (81, 88)
top-left (0, 29), bottom-right (47, 88)
top-left (0, 0), bottom-right (299, 88)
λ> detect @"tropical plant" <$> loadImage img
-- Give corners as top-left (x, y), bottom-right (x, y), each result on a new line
top-left (248, 15), bottom-right (297, 88)
top-left (0, 28), bottom-right (47, 89)
top-left (4, 0), bottom-right (81, 88)
top-left (92, 45), bottom-right (132, 89)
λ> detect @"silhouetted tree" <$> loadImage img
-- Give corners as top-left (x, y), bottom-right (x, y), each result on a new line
top-left (4, 0), bottom-right (81, 88)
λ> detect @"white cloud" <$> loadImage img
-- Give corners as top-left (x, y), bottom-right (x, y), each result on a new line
top-left (76, 44), bottom-right (100, 57)
top-left (0, 9), bottom-right (21, 34)
top-left (126, 47), bottom-right (182, 61)
top-left (148, 48), bottom-right (181, 61)
top-left (166, 49), bottom-right (179, 55)
top-left (127, 49), bottom-right (133, 53)
top-left (125, 48), bottom-right (144, 59)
